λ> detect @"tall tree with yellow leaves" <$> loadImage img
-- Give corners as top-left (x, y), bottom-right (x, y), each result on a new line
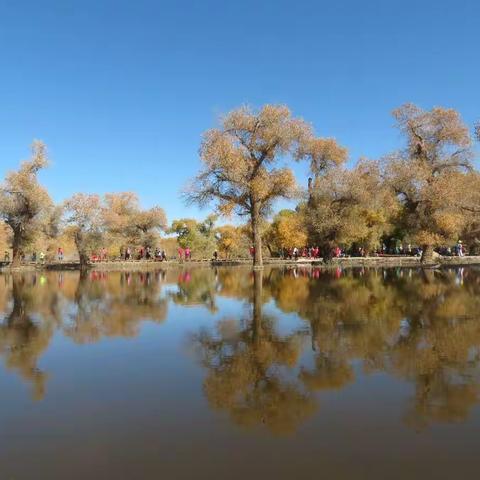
top-left (264, 209), bottom-right (307, 256)
top-left (383, 104), bottom-right (474, 262)
top-left (185, 105), bottom-right (316, 267)
top-left (103, 192), bottom-right (167, 250)
top-left (215, 224), bottom-right (250, 259)
top-left (0, 142), bottom-right (53, 266)
top-left (305, 159), bottom-right (398, 256)
top-left (63, 193), bottom-right (104, 269)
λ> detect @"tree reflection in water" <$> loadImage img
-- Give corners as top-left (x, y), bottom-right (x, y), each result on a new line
top-left (64, 270), bottom-right (168, 343)
top-left (0, 273), bottom-right (61, 400)
top-left (0, 266), bottom-right (480, 433)
top-left (0, 270), bottom-right (169, 399)
top-left (192, 266), bottom-right (480, 433)
top-left (169, 268), bottom-right (219, 312)
top-left (192, 270), bottom-right (316, 435)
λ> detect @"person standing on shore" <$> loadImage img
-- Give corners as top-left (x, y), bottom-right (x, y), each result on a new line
top-left (178, 247), bottom-right (184, 261)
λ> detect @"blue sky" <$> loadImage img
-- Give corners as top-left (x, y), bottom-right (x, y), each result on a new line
top-left (0, 0), bottom-right (479, 223)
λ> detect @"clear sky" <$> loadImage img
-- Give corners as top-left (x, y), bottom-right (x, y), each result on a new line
top-left (0, 0), bottom-right (478, 222)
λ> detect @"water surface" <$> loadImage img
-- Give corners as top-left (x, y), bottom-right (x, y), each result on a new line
top-left (1, 266), bottom-right (480, 479)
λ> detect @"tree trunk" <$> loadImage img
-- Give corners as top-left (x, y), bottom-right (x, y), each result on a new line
top-left (251, 204), bottom-right (263, 268)
top-left (79, 252), bottom-right (89, 270)
top-left (321, 245), bottom-right (333, 263)
top-left (11, 233), bottom-right (21, 267)
top-left (75, 232), bottom-right (90, 270)
top-left (421, 244), bottom-right (435, 264)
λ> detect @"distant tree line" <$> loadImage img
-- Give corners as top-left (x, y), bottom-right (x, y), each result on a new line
top-left (1, 103), bottom-right (479, 267)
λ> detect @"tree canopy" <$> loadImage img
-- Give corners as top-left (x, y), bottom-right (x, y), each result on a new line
top-left (186, 105), bottom-right (317, 266)
top-left (382, 103), bottom-right (474, 261)
top-left (305, 159), bottom-right (398, 255)
top-left (0, 142), bottom-right (53, 265)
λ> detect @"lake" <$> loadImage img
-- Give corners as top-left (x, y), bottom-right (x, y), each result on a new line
top-left (1, 266), bottom-right (480, 479)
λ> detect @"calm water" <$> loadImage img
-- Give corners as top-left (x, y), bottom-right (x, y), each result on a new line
top-left (1, 266), bottom-right (480, 479)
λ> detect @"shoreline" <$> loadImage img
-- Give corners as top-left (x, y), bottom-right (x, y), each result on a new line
top-left (1, 255), bottom-right (480, 272)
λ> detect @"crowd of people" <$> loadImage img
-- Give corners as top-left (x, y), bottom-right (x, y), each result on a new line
top-left (271, 240), bottom-right (468, 261)
top-left (282, 246), bottom-right (322, 260)
top-left (117, 246), bottom-right (168, 262)
top-left (1, 239), bottom-right (469, 265)
top-left (3, 250), bottom-right (47, 263)
top-left (92, 245), bottom-right (192, 262)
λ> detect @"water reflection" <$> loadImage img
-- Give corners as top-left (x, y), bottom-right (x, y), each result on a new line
top-left (65, 270), bottom-right (168, 343)
top-left (193, 266), bottom-right (480, 432)
top-left (170, 268), bottom-right (219, 312)
top-left (0, 266), bottom-right (480, 433)
top-left (0, 272), bottom-right (70, 400)
top-left (0, 270), bottom-right (169, 399)
top-left (192, 270), bottom-right (316, 435)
